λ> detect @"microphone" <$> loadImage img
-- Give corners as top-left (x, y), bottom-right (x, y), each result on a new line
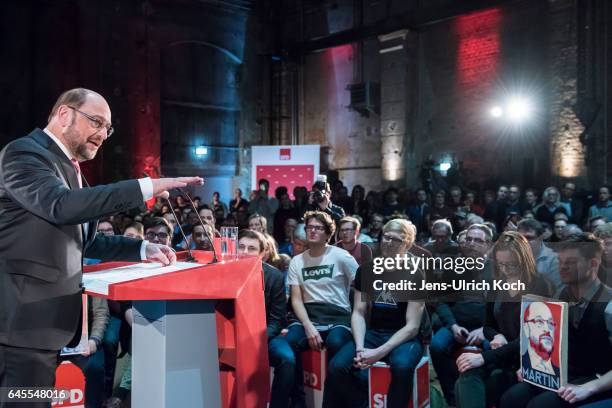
top-left (163, 196), bottom-right (196, 262)
top-left (179, 188), bottom-right (219, 264)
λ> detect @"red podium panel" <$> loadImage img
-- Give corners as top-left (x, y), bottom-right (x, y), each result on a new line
top-left (84, 253), bottom-right (269, 408)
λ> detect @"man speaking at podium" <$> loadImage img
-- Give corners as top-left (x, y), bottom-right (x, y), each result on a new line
top-left (0, 88), bottom-right (203, 400)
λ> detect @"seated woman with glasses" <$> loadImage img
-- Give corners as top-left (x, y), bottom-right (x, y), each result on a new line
top-left (323, 218), bottom-right (430, 408)
top-left (454, 231), bottom-right (553, 408)
top-left (285, 210), bottom-right (359, 407)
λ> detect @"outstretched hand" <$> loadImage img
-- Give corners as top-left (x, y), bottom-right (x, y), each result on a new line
top-left (151, 177), bottom-right (204, 199)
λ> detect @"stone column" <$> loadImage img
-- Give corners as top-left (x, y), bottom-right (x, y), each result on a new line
top-left (378, 30), bottom-right (410, 182)
top-left (548, 0), bottom-right (586, 182)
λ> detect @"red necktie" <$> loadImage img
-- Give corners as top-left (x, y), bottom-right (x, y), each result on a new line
top-left (71, 159), bottom-right (82, 188)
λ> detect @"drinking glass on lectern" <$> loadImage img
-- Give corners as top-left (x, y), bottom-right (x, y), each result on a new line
top-left (220, 227), bottom-right (238, 259)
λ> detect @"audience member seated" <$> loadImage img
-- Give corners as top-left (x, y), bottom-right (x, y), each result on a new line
top-left (430, 224), bottom-right (493, 406)
top-left (61, 296), bottom-right (109, 408)
top-left (324, 219), bottom-right (430, 408)
top-left (594, 223), bottom-right (612, 288)
top-left (237, 230), bottom-right (288, 408)
top-left (500, 234), bottom-right (612, 408)
top-left (248, 213), bottom-right (268, 235)
top-left (286, 211), bottom-right (358, 408)
top-left (335, 216), bottom-right (373, 266)
top-left (454, 232), bottom-right (553, 408)
top-left (517, 219), bottom-right (562, 290)
top-left (535, 187), bottom-right (569, 226)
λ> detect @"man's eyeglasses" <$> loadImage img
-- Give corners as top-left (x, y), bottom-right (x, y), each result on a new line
top-left (525, 318), bottom-right (556, 329)
top-left (340, 228), bottom-right (355, 233)
top-left (305, 225), bottom-right (326, 232)
top-left (381, 234), bottom-right (404, 245)
top-left (68, 106), bottom-right (114, 137)
top-left (465, 237), bottom-right (486, 244)
top-left (146, 231), bottom-right (169, 240)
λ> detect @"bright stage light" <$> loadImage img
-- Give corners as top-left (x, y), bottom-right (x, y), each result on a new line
top-left (506, 98), bottom-right (532, 122)
top-left (439, 162), bottom-right (452, 172)
top-left (195, 146), bottom-right (208, 156)
top-left (490, 106), bottom-right (503, 118)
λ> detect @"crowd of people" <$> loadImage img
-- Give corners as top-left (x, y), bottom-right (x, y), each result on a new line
top-left (80, 177), bottom-right (611, 408)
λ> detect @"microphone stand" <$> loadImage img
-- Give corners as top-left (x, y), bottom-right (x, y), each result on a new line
top-left (164, 197), bottom-right (196, 262)
top-left (179, 188), bottom-right (219, 264)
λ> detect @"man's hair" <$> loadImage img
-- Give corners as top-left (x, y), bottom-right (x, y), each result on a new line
top-left (467, 223), bottom-right (493, 242)
top-left (483, 222), bottom-right (497, 238)
top-left (589, 215), bottom-right (606, 226)
top-left (556, 233), bottom-right (603, 260)
top-left (144, 217), bottom-right (173, 237)
top-left (594, 223), bottom-right (612, 240)
top-left (383, 219), bottom-right (416, 247)
top-left (48, 88), bottom-right (102, 123)
top-left (432, 218), bottom-right (453, 235)
top-left (517, 218), bottom-right (544, 237)
top-left (565, 224), bottom-right (583, 236)
top-left (466, 213), bottom-right (484, 225)
top-left (197, 204), bottom-right (212, 212)
top-left (339, 216), bottom-right (361, 232)
top-left (303, 210), bottom-right (336, 236)
top-left (124, 222), bottom-right (144, 236)
top-left (97, 218), bottom-right (118, 235)
top-left (238, 229), bottom-right (266, 254)
top-left (435, 189), bottom-right (446, 197)
top-left (523, 302), bottom-right (551, 324)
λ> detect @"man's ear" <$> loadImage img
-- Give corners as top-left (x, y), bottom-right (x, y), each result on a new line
top-left (56, 105), bottom-right (73, 128)
top-left (589, 257), bottom-right (601, 277)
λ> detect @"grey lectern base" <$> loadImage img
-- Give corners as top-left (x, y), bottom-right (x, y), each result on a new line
top-left (132, 300), bottom-right (221, 408)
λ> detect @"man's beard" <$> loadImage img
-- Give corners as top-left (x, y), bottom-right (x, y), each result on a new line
top-left (65, 124), bottom-right (97, 161)
top-left (530, 334), bottom-right (554, 360)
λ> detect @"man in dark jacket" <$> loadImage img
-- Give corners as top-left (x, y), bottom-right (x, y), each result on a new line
top-left (0, 88), bottom-right (202, 397)
top-left (237, 229), bottom-right (289, 408)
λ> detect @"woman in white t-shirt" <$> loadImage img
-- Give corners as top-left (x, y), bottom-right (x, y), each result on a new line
top-left (285, 210), bottom-right (359, 406)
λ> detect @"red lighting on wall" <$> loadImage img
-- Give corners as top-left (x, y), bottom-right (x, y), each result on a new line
top-left (455, 8), bottom-right (501, 87)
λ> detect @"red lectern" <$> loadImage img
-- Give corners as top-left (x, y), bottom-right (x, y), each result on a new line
top-left (83, 252), bottom-right (269, 408)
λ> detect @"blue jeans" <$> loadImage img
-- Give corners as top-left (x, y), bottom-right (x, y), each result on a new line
top-left (285, 324), bottom-right (353, 407)
top-left (102, 316), bottom-right (121, 398)
top-left (324, 330), bottom-right (424, 408)
top-left (268, 336), bottom-right (296, 408)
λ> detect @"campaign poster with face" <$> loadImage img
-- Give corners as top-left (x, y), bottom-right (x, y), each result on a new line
top-left (520, 295), bottom-right (568, 391)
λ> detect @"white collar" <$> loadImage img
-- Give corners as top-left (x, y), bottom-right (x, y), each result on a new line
top-left (43, 127), bottom-right (75, 162)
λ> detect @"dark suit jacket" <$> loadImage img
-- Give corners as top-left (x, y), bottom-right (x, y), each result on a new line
top-left (263, 262), bottom-right (286, 339)
top-left (522, 351), bottom-right (561, 379)
top-left (0, 129), bottom-right (145, 351)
